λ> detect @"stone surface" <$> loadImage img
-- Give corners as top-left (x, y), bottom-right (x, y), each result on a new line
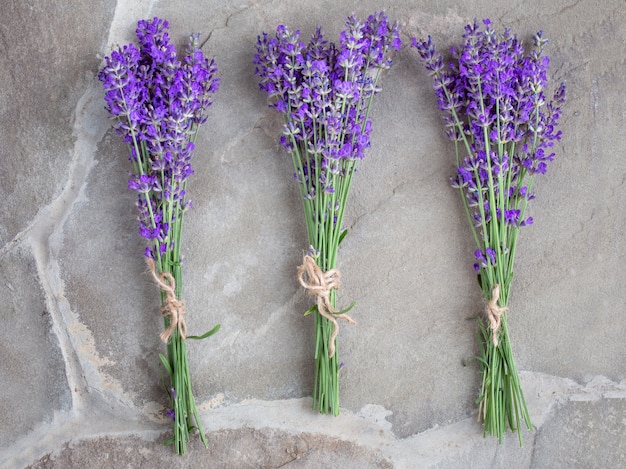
top-left (512, 3), bottom-right (626, 382)
top-left (28, 428), bottom-right (394, 469)
top-left (59, 133), bottom-right (165, 410)
top-left (0, 0), bottom-right (624, 467)
top-left (532, 398), bottom-right (626, 469)
top-left (0, 243), bottom-right (71, 447)
top-left (0, 1), bottom-right (115, 248)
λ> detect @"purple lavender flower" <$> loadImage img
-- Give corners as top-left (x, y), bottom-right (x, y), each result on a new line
top-left (413, 20), bottom-right (566, 273)
top-left (255, 12), bottom-right (400, 416)
top-left (254, 12), bottom-right (400, 207)
top-left (414, 20), bottom-right (566, 445)
top-left (99, 17), bottom-right (219, 260)
top-left (100, 18), bottom-right (220, 455)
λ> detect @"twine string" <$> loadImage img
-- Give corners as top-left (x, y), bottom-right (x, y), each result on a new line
top-left (485, 284), bottom-right (508, 347)
top-left (146, 258), bottom-right (188, 343)
top-left (297, 255), bottom-right (355, 358)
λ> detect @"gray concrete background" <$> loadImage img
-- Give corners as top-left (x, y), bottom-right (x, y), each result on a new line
top-left (0, 0), bottom-right (624, 467)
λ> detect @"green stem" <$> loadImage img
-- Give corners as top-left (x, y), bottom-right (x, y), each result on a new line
top-left (159, 259), bottom-right (208, 454)
top-left (477, 291), bottom-right (532, 446)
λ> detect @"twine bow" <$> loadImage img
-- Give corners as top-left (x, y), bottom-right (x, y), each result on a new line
top-left (146, 258), bottom-right (188, 343)
top-left (485, 284), bottom-right (508, 347)
top-left (297, 255), bottom-right (356, 358)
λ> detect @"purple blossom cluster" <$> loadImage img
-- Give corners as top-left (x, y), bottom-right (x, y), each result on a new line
top-left (254, 13), bottom-right (400, 199)
top-left (254, 14), bottom-right (400, 416)
top-left (413, 20), bottom-right (566, 272)
top-left (99, 18), bottom-right (219, 259)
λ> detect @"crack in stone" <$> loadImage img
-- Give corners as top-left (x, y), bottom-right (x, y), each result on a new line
top-left (347, 168), bottom-right (438, 233)
top-left (103, 0), bottom-right (157, 47)
top-left (199, 1), bottom-right (258, 49)
top-left (15, 0), bottom-right (159, 429)
top-left (4, 372), bottom-right (624, 468)
top-left (558, 0), bottom-right (582, 15)
top-left (1, 5), bottom-right (167, 466)
top-left (220, 125), bottom-right (261, 164)
top-left (27, 83), bottom-right (105, 416)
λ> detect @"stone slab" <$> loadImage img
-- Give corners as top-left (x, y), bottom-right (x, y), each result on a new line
top-left (28, 428), bottom-right (393, 469)
top-left (0, 1), bottom-right (115, 248)
top-left (0, 243), bottom-right (71, 448)
top-left (532, 398), bottom-right (626, 468)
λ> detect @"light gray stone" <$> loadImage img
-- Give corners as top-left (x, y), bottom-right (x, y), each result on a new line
top-left (0, 1), bottom-right (116, 248)
top-left (28, 428), bottom-right (393, 469)
top-left (532, 398), bottom-right (626, 468)
top-left (0, 244), bottom-right (71, 447)
top-left (512, 7), bottom-right (626, 381)
top-left (59, 134), bottom-right (165, 408)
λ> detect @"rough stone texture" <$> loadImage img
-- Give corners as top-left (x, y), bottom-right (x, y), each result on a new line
top-left (532, 398), bottom-right (626, 469)
top-left (512, 3), bottom-right (626, 382)
top-left (59, 133), bottom-right (165, 411)
top-left (0, 244), bottom-right (71, 448)
top-left (28, 428), bottom-right (394, 469)
top-left (0, 1), bottom-right (115, 248)
top-left (0, 0), bottom-right (624, 467)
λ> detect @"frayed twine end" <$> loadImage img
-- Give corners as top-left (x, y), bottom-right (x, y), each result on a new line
top-left (297, 254), bottom-right (355, 358)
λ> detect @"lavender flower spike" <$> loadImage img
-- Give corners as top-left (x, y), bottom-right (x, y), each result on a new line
top-left (413, 20), bottom-right (566, 446)
top-left (255, 12), bottom-right (400, 416)
top-left (99, 17), bottom-right (220, 455)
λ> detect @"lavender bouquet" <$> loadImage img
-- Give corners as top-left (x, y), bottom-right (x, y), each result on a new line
top-left (254, 13), bottom-right (400, 415)
top-left (99, 17), bottom-right (220, 454)
top-left (413, 20), bottom-right (566, 444)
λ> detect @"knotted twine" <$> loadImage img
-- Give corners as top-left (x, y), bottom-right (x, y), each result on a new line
top-left (485, 284), bottom-right (508, 347)
top-left (297, 254), bottom-right (356, 358)
top-left (146, 258), bottom-right (188, 343)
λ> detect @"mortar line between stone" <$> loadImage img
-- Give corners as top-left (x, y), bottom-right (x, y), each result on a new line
top-left (27, 85), bottom-right (106, 414)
